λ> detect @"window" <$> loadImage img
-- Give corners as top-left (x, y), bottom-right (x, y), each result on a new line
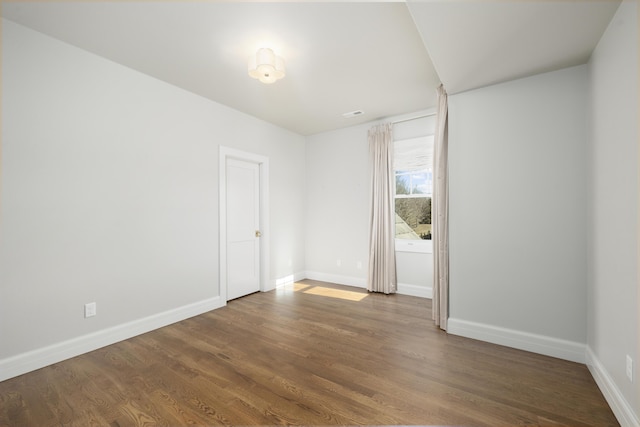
top-left (394, 136), bottom-right (434, 253)
top-left (395, 170), bottom-right (432, 238)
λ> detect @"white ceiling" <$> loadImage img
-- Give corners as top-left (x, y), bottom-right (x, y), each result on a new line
top-left (1, 1), bottom-right (621, 136)
top-left (407, 0), bottom-right (621, 95)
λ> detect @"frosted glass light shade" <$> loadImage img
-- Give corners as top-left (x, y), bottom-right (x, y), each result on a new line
top-left (248, 48), bottom-right (286, 84)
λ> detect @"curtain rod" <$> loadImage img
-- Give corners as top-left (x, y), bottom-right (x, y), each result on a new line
top-left (391, 112), bottom-right (436, 125)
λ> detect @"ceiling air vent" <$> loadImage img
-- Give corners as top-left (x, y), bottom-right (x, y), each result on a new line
top-left (342, 110), bottom-right (364, 118)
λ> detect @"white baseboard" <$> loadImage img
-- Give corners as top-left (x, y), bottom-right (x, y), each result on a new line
top-left (447, 318), bottom-right (586, 363)
top-left (397, 283), bottom-right (432, 298)
top-left (271, 271), bottom-right (307, 289)
top-left (586, 347), bottom-right (640, 427)
top-left (0, 296), bottom-right (224, 382)
top-left (303, 272), bottom-right (431, 299)
top-left (304, 271), bottom-right (366, 288)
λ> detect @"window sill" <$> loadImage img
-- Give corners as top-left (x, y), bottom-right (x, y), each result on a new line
top-left (395, 239), bottom-right (433, 254)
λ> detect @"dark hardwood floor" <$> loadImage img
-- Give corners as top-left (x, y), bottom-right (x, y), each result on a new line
top-left (0, 280), bottom-right (618, 426)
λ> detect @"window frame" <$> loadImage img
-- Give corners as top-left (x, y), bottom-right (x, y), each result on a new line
top-left (393, 136), bottom-right (434, 254)
top-left (395, 238), bottom-right (433, 254)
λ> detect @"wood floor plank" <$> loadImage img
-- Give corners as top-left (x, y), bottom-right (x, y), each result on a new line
top-left (0, 279), bottom-right (619, 426)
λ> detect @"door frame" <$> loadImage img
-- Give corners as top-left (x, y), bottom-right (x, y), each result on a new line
top-left (219, 146), bottom-right (270, 304)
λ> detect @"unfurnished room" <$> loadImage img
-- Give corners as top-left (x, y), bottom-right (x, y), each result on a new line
top-left (0, 1), bottom-right (638, 426)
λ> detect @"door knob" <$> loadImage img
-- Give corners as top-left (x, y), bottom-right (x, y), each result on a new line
top-left (255, 230), bottom-right (262, 237)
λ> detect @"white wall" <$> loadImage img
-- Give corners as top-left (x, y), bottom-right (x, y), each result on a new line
top-left (0, 19), bottom-right (306, 378)
top-left (305, 123), bottom-right (371, 286)
top-left (304, 114), bottom-right (434, 296)
top-left (587, 0), bottom-right (639, 423)
top-left (447, 65), bottom-right (589, 362)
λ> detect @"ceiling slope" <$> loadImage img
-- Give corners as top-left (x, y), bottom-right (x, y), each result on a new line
top-left (408, 0), bottom-right (621, 95)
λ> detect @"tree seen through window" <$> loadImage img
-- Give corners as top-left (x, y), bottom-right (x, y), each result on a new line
top-left (395, 170), bottom-right (432, 240)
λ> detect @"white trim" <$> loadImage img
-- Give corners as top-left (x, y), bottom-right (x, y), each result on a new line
top-left (586, 347), bottom-right (640, 427)
top-left (304, 271), bottom-right (366, 288)
top-left (0, 296), bottom-right (224, 382)
top-left (395, 239), bottom-right (433, 253)
top-left (219, 146), bottom-right (270, 303)
top-left (397, 283), bottom-right (432, 298)
top-left (272, 271), bottom-right (307, 289)
top-left (447, 318), bottom-right (586, 363)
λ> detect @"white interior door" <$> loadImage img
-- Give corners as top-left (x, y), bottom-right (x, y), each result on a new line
top-left (226, 158), bottom-right (261, 300)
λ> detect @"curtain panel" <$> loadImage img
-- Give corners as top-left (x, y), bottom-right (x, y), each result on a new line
top-left (367, 123), bottom-right (397, 294)
top-left (433, 84), bottom-right (449, 330)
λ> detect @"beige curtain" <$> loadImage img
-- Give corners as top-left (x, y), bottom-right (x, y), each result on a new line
top-left (367, 123), bottom-right (397, 294)
top-left (433, 84), bottom-right (449, 329)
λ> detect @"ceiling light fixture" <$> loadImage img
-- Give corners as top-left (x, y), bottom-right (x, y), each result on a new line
top-left (248, 48), bottom-right (286, 84)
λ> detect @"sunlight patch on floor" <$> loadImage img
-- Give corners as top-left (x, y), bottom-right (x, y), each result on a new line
top-left (302, 286), bottom-right (368, 302)
top-left (292, 283), bottom-right (310, 291)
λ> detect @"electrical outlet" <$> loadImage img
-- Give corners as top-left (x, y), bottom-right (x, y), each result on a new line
top-left (336, 259), bottom-right (341, 267)
top-left (84, 302), bottom-right (97, 318)
top-left (357, 261), bottom-right (363, 270)
top-left (626, 355), bottom-right (633, 382)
